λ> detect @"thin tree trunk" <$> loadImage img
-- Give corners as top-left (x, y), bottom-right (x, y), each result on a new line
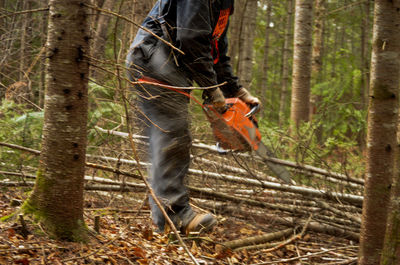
top-left (22, 0), bottom-right (90, 241)
top-left (279, 0), bottom-right (294, 127)
top-left (290, 0), bottom-right (313, 130)
top-left (260, 0), bottom-right (272, 112)
top-left (39, 0), bottom-right (48, 108)
top-left (90, 0), bottom-right (116, 80)
top-left (309, 0), bottom-right (325, 141)
top-left (331, 25), bottom-right (338, 78)
top-left (310, 0), bottom-right (325, 117)
top-left (358, 1), bottom-right (400, 264)
top-left (228, 0), bottom-right (245, 73)
top-left (360, 0), bottom-right (371, 109)
top-left (237, 0), bottom-right (258, 88)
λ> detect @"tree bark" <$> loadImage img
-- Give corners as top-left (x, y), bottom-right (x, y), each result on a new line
top-left (358, 1), bottom-right (400, 264)
top-left (90, 0), bottom-right (116, 80)
top-left (39, 0), bottom-right (49, 108)
top-left (309, 0), bottom-right (325, 123)
top-left (279, 0), bottom-right (294, 127)
top-left (259, 0), bottom-right (272, 110)
top-left (380, 9), bottom-right (400, 265)
top-left (381, 159), bottom-right (400, 264)
top-left (22, 0), bottom-right (91, 241)
top-left (228, 0), bottom-right (245, 73)
top-left (237, 0), bottom-right (258, 88)
top-left (360, 0), bottom-right (371, 110)
top-left (290, 0), bottom-right (313, 130)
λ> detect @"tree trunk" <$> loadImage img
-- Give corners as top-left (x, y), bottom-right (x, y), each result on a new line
top-left (360, 0), bottom-right (371, 109)
top-left (358, 1), bottom-right (400, 264)
top-left (19, 0), bottom-right (33, 83)
top-left (237, 0), bottom-right (258, 89)
top-left (22, 0), bottom-right (90, 241)
top-left (331, 24), bottom-right (338, 78)
top-left (290, 0), bottom-right (313, 130)
top-left (309, 0), bottom-right (325, 117)
top-left (228, 0), bottom-right (245, 73)
top-left (309, 0), bottom-right (325, 142)
top-left (379, 2), bottom-right (400, 263)
top-left (259, 0), bottom-right (272, 112)
top-left (39, 0), bottom-right (49, 108)
top-left (90, 0), bottom-right (116, 80)
top-left (279, 0), bottom-right (294, 127)
top-left (381, 116), bottom-right (400, 264)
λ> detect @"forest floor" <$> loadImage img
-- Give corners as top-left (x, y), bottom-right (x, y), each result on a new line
top-left (0, 186), bottom-right (359, 265)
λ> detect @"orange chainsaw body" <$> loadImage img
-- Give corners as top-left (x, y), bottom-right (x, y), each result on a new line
top-left (204, 98), bottom-right (262, 152)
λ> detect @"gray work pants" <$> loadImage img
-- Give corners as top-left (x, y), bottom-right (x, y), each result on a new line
top-left (136, 83), bottom-right (196, 232)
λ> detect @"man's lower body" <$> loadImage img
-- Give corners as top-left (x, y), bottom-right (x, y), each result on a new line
top-left (136, 82), bottom-right (216, 233)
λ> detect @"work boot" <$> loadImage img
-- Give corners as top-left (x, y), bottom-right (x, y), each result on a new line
top-left (183, 213), bottom-right (217, 235)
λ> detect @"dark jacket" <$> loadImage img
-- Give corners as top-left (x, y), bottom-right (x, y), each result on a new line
top-left (126, 0), bottom-right (241, 97)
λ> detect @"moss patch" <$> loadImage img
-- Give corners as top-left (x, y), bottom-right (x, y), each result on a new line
top-left (0, 212), bottom-right (17, 222)
top-left (71, 219), bottom-right (89, 242)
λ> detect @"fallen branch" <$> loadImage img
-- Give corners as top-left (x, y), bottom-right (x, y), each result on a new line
top-left (0, 180), bottom-right (144, 193)
top-left (262, 215), bottom-right (312, 253)
top-left (196, 199), bottom-right (360, 241)
top-left (94, 127), bottom-right (363, 185)
top-left (0, 141), bottom-right (364, 206)
top-left (223, 228), bottom-right (294, 250)
top-left (0, 170), bottom-right (145, 190)
top-left (88, 153), bottom-right (364, 206)
top-left (314, 200), bottom-right (361, 224)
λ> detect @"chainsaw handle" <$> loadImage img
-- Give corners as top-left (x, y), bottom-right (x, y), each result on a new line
top-left (245, 104), bottom-right (260, 117)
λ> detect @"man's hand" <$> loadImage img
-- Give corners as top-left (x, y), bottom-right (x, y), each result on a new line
top-left (207, 88), bottom-right (227, 113)
top-left (236, 87), bottom-right (261, 107)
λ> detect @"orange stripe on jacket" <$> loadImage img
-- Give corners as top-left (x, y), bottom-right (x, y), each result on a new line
top-left (211, 7), bottom-right (231, 64)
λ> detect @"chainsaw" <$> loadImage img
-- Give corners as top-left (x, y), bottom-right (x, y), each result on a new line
top-left (137, 76), bottom-right (293, 184)
top-left (203, 98), bottom-right (293, 184)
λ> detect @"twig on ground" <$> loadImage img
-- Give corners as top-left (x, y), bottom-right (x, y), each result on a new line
top-left (249, 245), bottom-right (358, 265)
top-left (61, 233), bottom-right (121, 263)
top-left (261, 215), bottom-right (312, 253)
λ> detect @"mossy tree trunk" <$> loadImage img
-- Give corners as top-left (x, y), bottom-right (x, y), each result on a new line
top-left (358, 1), bottom-right (400, 264)
top-left (381, 128), bottom-right (400, 264)
top-left (23, 0), bottom-right (90, 241)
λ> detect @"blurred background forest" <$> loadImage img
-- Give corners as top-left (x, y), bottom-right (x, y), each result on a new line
top-left (0, 0), bottom-right (371, 175)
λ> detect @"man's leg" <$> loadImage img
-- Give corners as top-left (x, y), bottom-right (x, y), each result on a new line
top-left (138, 84), bottom-right (195, 231)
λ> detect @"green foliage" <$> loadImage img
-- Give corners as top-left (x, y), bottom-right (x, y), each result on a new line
top-left (312, 69), bottom-right (366, 145)
top-left (87, 82), bottom-right (125, 149)
top-left (0, 100), bottom-right (44, 172)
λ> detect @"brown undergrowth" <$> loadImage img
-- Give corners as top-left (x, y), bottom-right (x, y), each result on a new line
top-left (0, 187), bottom-right (358, 265)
